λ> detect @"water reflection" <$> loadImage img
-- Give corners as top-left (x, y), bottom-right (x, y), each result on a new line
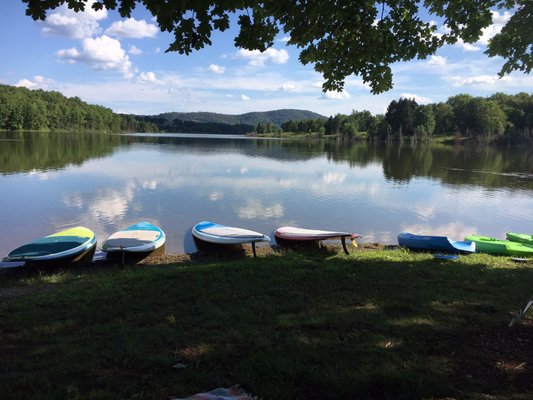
top-left (0, 132), bottom-right (531, 256)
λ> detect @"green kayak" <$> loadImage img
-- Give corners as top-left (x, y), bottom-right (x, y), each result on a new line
top-left (506, 232), bottom-right (533, 245)
top-left (465, 235), bottom-right (533, 257)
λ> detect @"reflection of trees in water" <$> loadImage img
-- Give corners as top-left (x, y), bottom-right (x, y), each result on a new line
top-left (129, 134), bottom-right (328, 162)
top-left (2, 132), bottom-right (532, 191)
top-left (0, 131), bottom-right (122, 174)
top-left (379, 142), bottom-right (533, 191)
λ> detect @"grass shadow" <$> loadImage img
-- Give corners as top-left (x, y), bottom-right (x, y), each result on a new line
top-left (1, 250), bottom-right (533, 399)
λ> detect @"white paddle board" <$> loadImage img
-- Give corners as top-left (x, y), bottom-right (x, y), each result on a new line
top-left (102, 221), bottom-right (165, 253)
top-left (192, 221), bottom-right (270, 245)
top-left (274, 226), bottom-right (361, 254)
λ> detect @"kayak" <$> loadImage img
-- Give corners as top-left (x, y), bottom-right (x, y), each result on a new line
top-left (102, 221), bottom-right (165, 261)
top-left (3, 226), bottom-right (97, 266)
top-left (398, 232), bottom-right (475, 254)
top-left (464, 235), bottom-right (533, 256)
top-left (506, 232), bottom-right (533, 245)
top-left (274, 226), bottom-right (362, 254)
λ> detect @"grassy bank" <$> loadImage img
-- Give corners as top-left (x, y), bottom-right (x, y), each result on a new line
top-left (1, 246), bottom-right (532, 399)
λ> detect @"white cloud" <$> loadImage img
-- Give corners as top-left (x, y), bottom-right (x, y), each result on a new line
top-left (15, 76), bottom-right (55, 89)
top-left (56, 35), bottom-right (133, 78)
top-left (279, 82), bottom-right (299, 92)
top-left (105, 18), bottom-right (158, 39)
top-left (137, 71), bottom-right (160, 84)
top-left (241, 94), bottom-right (250, 101)
top-left (400, 93), bottom-right (432, 104)
top-left (322, 90), bottom-right (351, 100)
top-left (344, 78), bottom-right (371, 90)
top-left (458, 74), bottom-right (512, 86)
top-left (236, 48), bottom-right (289, 66)
top-left (56, 47), bottom-right (81, 61)
top-left (456, 39), bottom-right (481, 52)
top-left (128, 45), bottom-right (142, 55)
top-left (439, 23), bottom-right (481, 52)
top-left (15, 79), bottom-right (36, 89)
top-left (443, 10), bottom-right (511, 53)
top-left (41, 1), bottom-right (107, 39)
top-left (479, 11), bottom-right (512, 45)
top-left (208, 64), bottom-right (225, 74)
top-left (428, 55), bottom-right (446, 66)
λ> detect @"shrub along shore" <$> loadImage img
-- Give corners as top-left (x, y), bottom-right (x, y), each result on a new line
top-left (1, 244), bottom-right (532, 399)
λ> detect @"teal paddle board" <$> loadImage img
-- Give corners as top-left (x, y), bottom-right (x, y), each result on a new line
top-left (4, 226), bottom-right (97, 265)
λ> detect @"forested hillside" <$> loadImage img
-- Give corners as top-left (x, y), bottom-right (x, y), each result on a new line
top-left (136, 115), bottom-right (254, 135)
top-left (0, 85), bottom-right (157, 133)
top-left (0, 85), bottom-right (324, 135)
top-left (154, 109), bottom-right (326, 126)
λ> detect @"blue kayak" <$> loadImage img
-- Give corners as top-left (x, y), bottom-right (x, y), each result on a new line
top-left (398, 232), bottom-right (475, 254)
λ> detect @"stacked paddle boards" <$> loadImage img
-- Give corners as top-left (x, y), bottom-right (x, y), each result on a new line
top-left (274, 226), bottom-right (361, 254)
top-left (102, 221), bottom-right (166, 262)
top-left (3, 226), bottom-right (97, 266)
top-left (192, 221), bottom-right (270, 257)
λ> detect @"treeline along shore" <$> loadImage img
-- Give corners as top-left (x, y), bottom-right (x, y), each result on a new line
top-left (256, 93), bottom-right (533, 145)
top-left (1, 84), bottom-right (532, 144)
top-left (0, 84), bottom-right (158, 133)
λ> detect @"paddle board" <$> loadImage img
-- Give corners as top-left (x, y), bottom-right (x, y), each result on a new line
top-left (274, 226), bottom-right (362, 254)
top-left (3, 226), bottom-right (97, 265)
top-left (102, 221), bottom-right (166, 253)
top-left (192, 221), bottom-right (270, 257)
top-left (102, 221), bottom-right (165, 254)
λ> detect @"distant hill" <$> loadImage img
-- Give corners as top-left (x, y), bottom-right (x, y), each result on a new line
top-left (153, 109), bottom-right (327, 127)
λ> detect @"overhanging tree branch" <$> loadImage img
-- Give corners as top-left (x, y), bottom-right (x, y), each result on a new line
top-left (21, 0), bottom-right (531, 94)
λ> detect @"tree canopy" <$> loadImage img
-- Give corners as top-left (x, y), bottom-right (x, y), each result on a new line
top-left (22, 0), bottom-right (532, 94)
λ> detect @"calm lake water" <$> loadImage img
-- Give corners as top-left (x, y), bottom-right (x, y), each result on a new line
top-left (1, 131), bottom-right (532, 256)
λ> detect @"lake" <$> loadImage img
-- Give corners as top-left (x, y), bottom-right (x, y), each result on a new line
top-left (1, 131), bottom-right (532, 257)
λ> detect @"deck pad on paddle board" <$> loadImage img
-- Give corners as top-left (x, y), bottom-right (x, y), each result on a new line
top-left (4, 226), bottom-right (96, 262)
top-left (102, 222), bottom-right (165, 253)
top-left (192, 221), bottom-right (270, 244)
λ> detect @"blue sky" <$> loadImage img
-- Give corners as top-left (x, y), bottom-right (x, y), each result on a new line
top-left (1, 1), bottom-right (531, 117)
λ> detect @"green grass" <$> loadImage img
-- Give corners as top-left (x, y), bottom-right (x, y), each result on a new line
top-left (1, 247), bottom-right (532, 399)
